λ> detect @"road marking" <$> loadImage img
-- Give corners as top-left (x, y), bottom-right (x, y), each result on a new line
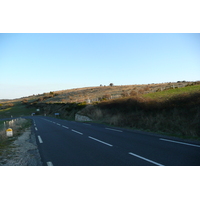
top-left (38, 135), bottom-right (43, 143)
top-left (72, 129), bottom-right (83, 135)
top-left (35, 127), bottom-right (38, 131)
top-left (47, 161), bottom-right (53, 166)
top-left (62, 125), bottom-right (69, 129)
top-left (57, 123), bottom-right (61, 126)
top-left (159, 138), bottom-right (200, 148)
top-left (83, 123), bottom-right (91, 126)
top-left (129, 152), bottom-right (164, 166)
top-left (88, 136), bottom-right (113, 147)
top-left (105, 128), bottom-right (123, 132)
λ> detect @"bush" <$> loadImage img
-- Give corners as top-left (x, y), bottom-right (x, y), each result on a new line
top-left (82, 91), bottom-right (200, 138)
top-left (130, 90), bottom-right (137, 96)
top-left (102, 94), bottom-right (111, 100)
top-left (21, 99), bottom-right (28, 104)
top-left (121, 92), bottom-right (129, 97)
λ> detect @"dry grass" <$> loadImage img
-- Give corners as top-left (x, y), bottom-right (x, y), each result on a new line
top-left (0, 118), bottom-right (32, 162)
top-left (47, 81), bottom-right (195, 103)
top-left (1, 81), bottom-right (200, 139)
top-left (80, 90), bottom-right (200, 139)
top-left (0, 118), bottom-right (31, 144)
top-left (12, 81), bottom-right (198, 104)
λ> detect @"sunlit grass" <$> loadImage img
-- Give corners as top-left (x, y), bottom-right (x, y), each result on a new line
top-left (143, 84), bottom-right (200, 100)
top-left (80, 84), bottom-right (200, 139)
top-left (0, 104), bottom-right (36, 118)
top-left (0, 107), bottom-right (11, 112)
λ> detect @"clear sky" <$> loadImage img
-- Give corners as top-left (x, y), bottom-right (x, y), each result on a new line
top-left (0, 33), bottom-right (200, 99)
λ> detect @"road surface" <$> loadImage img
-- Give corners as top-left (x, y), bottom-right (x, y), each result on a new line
top-left (28, 116), bottom-right (200, 166)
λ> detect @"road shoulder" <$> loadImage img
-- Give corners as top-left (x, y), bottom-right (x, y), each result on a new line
top-left (0, 128), bottom-right (42, 166)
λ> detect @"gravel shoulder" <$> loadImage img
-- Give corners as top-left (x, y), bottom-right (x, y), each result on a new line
top-left (0, 128), bottom-right (43, 166)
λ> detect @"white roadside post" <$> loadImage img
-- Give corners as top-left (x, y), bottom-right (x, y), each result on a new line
top-left (6, 128), bottom-right (13, 137)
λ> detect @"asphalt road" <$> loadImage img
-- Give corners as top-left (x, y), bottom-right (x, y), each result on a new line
top-left (28, 116), bottom-right (200, 166)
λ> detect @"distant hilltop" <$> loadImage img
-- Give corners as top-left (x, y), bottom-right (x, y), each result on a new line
top-left (1, 80), bottom-right (200, 104)
top-left (21, 80), bottom-right (200, 104)
top-left (0, 99), bottom-right (11, 102)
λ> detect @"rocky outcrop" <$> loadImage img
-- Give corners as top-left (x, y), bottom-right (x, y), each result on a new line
top-left (75, 114), bottom-right (92, 122)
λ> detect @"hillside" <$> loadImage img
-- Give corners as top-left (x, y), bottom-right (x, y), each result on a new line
top-left (40, 81), bottom-right (199, 103)
top-left (1, 81), bottom-right (199, 116)
top-left (1, 81), bottom-right (200, 139)
top-left (6, 81), bottom-right (198, 104)
top-left (78, 84), bottom-right (200, 139)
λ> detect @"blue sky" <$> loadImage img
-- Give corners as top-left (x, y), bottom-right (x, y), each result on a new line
top-left (0, 33), bottom-right (200, 99)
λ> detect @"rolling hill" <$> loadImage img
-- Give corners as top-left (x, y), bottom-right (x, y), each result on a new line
top-left (1, 81), bottom-right (200, 139)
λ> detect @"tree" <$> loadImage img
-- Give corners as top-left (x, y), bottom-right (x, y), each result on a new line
top-left (109, 83), bottom-right (114, 86)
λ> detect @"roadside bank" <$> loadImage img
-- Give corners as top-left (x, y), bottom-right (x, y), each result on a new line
top-left (0, 127), bottom-right (42, 166)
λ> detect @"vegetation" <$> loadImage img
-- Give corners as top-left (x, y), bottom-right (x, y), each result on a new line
top-left (143, 84), bottom-right (200, 100)
top-left (79, 84), bottom-right (200, 140)
top-left (0, 118), bottom-right (32, 157)
top-left (33, 102), bottom-right (87, 120)
top-left (0, 102), bottom-right (36, 118)
top-left (1, 81), bottom-right (200, 140)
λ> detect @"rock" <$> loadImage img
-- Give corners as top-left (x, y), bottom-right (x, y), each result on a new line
top-left (75, 114), bottom-right (92, 122)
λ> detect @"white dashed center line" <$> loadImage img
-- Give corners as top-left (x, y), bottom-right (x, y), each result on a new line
top-left (72, 129), bottom-right (83, 135)
top-left (62, 125), bottom-right (69, 129)
top-left (88, 136), bottom-right (113, 147)
top-left (129, 152), bottom-right (164, 166)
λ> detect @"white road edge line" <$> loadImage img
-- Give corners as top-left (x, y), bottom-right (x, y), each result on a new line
top-left (62, 125), bottom-right (69, 129)
top-left (47, 161), bottom-right (53, 166)
top-left (129, 152), bottom-right (164, 166)
top-left (160, 138), bottom-right (200, 148)
top-left (105, 128), bottom-right (123, 132)
top-left (88, 136), bottom-right (113, 147)
top-left (72, 129), bottom-right (83, 135)
top-left (38, 135), bottom-right (43, 144)
top-left (83, 123), bottom-right (91, 126)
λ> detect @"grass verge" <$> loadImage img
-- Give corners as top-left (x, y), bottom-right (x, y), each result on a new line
top-left (0, 102), bottom-right (36, 118)
top-left (0, 118), bottom-right (32, 156)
